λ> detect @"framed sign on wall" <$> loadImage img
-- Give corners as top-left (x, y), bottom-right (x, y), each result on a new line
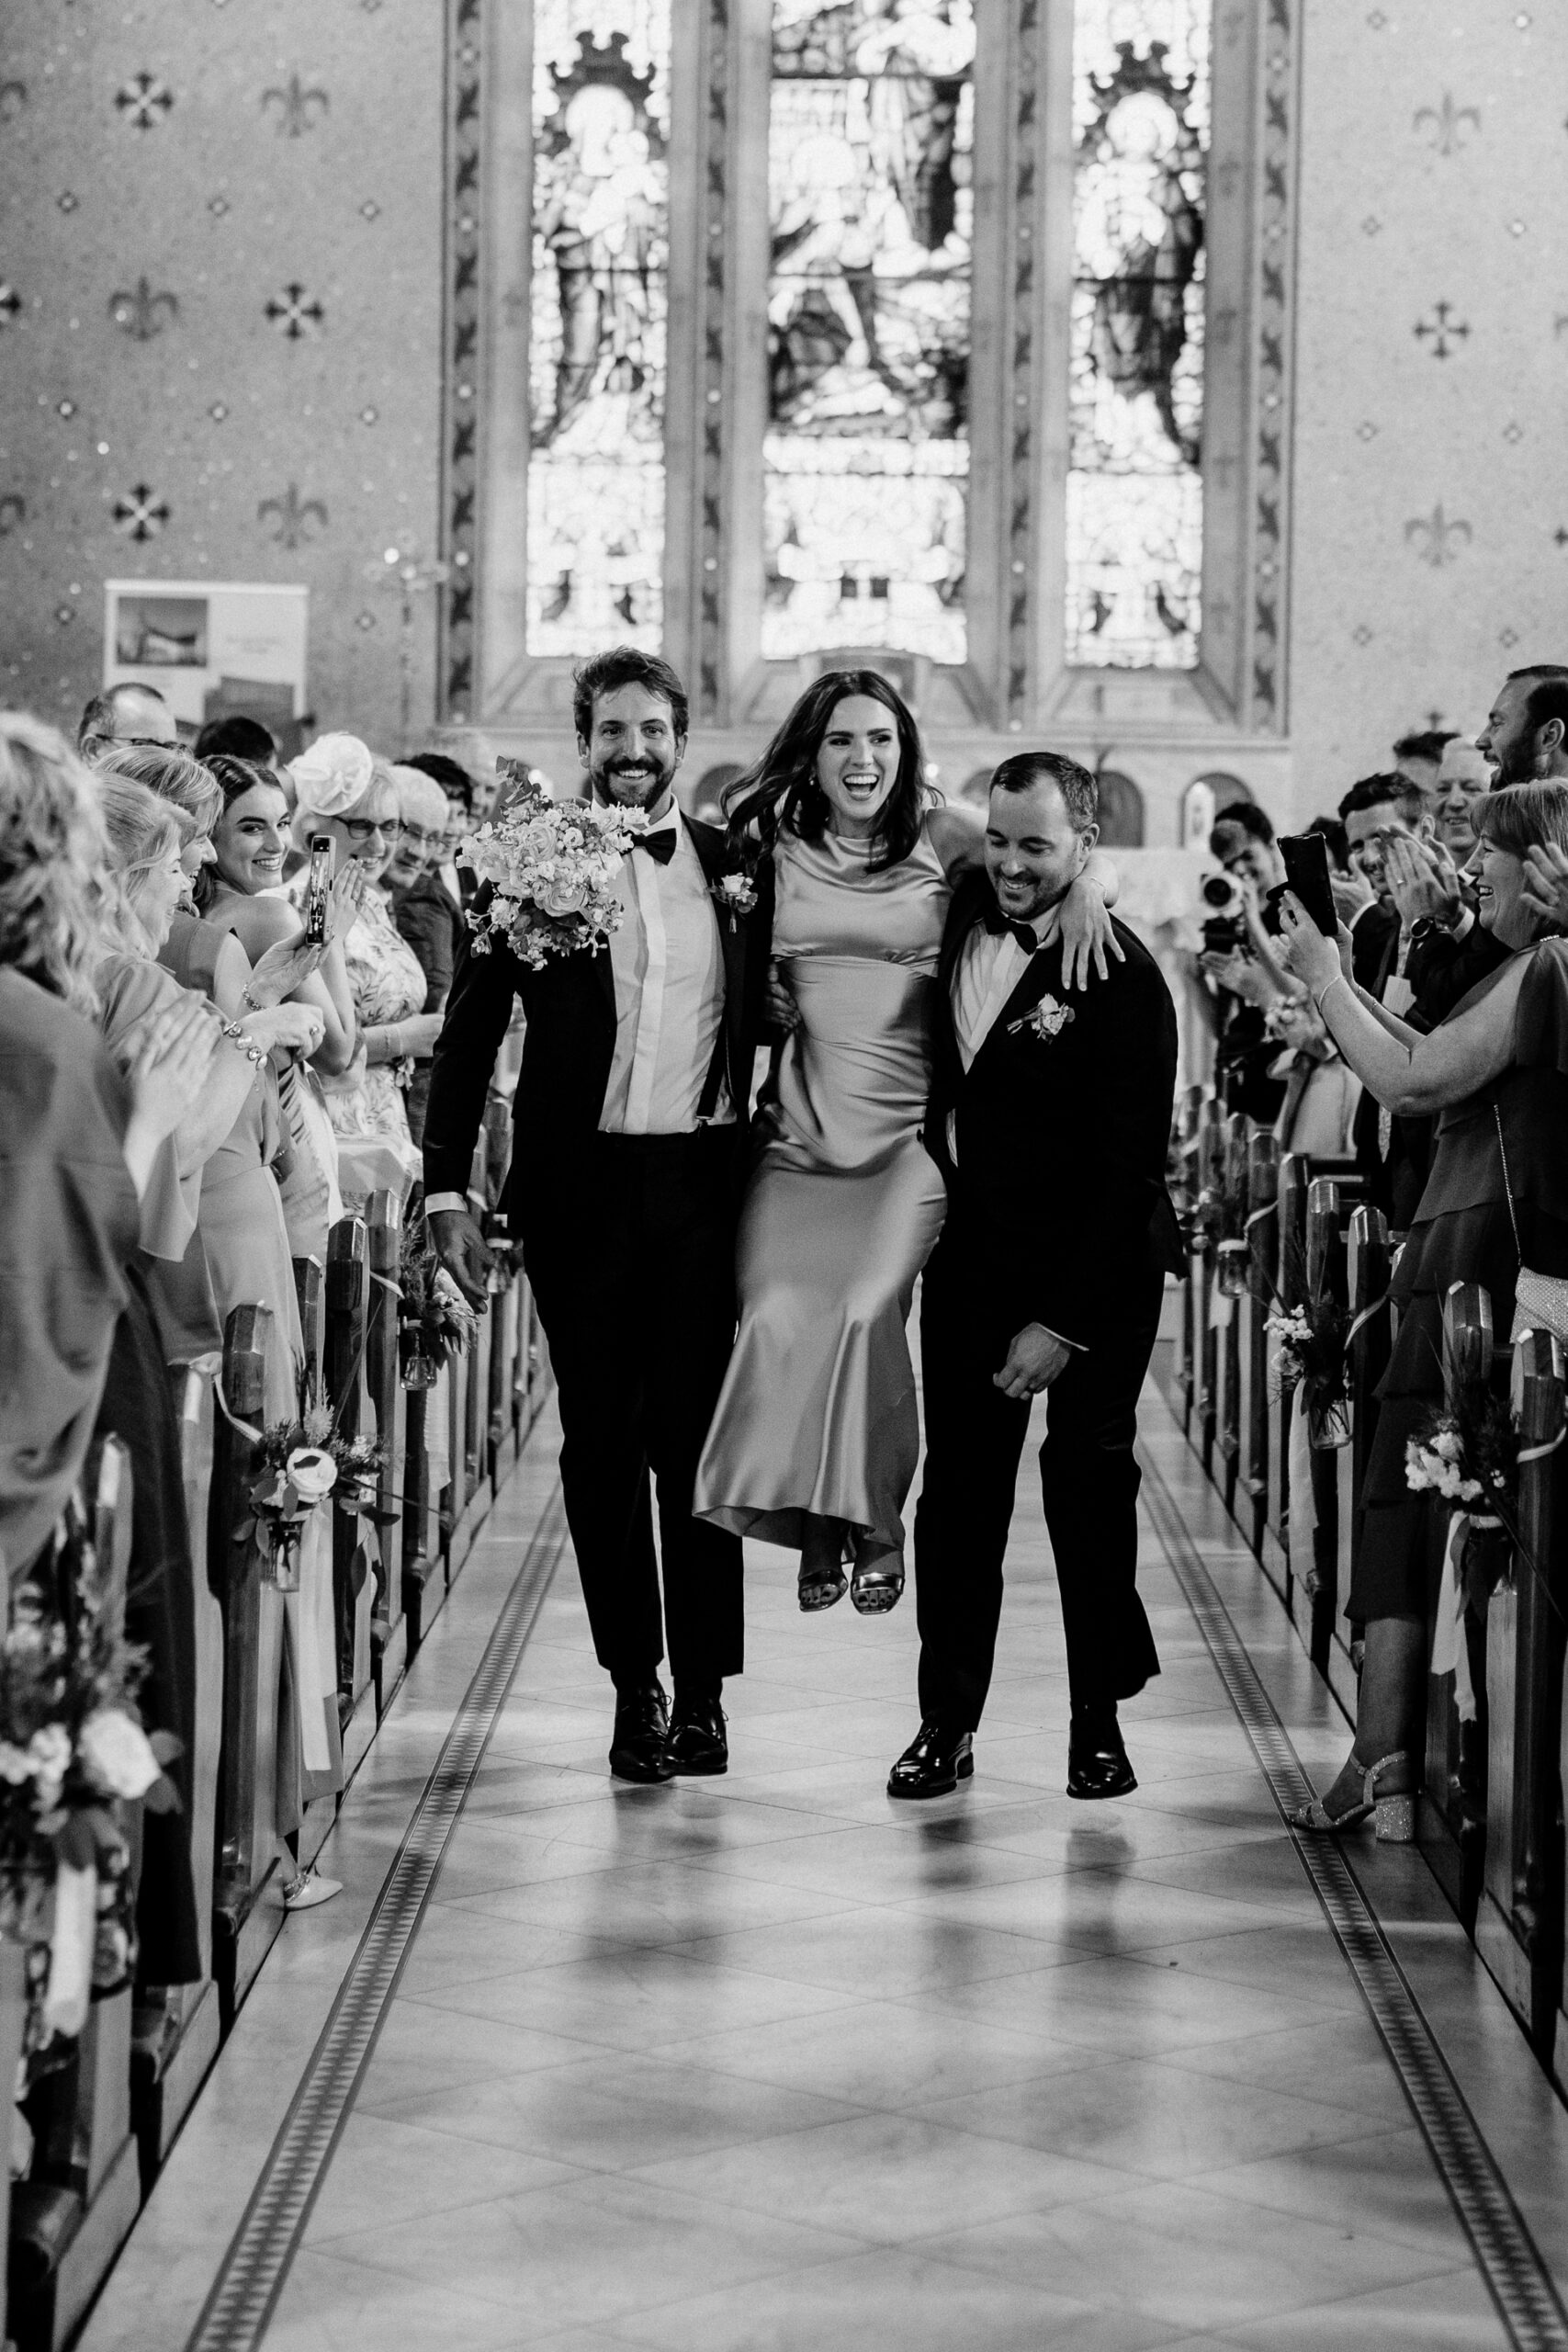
top-left (104, 580), bottom-right (310, 729)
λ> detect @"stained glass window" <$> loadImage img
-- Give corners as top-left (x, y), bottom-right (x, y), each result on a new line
top-left (527, 2), bottom-right (671, 657)
top-left (762, 2), bottom-right (975, 666)
top-left (1066, 0), bottom-right (1210, 670)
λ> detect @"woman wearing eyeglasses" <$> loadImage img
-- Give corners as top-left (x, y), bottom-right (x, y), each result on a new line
top-left (287, 736), bottom-right (435, 1209)
top-left (386, 763), bottom-right (464, 1149)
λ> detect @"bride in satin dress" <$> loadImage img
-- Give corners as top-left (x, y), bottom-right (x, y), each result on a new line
top-left (694, 671), bottom-right (1117, 1615)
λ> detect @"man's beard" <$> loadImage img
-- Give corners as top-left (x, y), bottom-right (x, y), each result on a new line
top-left (591, 755), bottom-right (673, 811)
top-left (1492, 743), bottom-right (1534, 787)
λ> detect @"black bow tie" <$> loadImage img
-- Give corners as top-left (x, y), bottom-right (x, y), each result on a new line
top-left (981, 904), bottom-right (1040, 955)
top-left (628, 826), bottom-right (677, 866)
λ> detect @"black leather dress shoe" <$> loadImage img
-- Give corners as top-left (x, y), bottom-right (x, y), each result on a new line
top-left (668, 1692), bottom-right (728, 1775)
top-left (609, 1682), bottom-right (674, 1783)
top-left (1066, 1702), bottom-right (1136, 1800)
top-left (887, 1719), bottom-right (974, 1800)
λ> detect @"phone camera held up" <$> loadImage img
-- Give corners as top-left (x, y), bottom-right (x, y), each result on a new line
top-left (303, 834), bottom-right (334, 947)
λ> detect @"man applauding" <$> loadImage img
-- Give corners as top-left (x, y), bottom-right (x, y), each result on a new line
top-left (889, 752), bottom-right (1181, 1802)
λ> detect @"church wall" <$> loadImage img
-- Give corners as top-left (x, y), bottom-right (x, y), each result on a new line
top-left (1287, 3), bottom-right (1568, 813)
top-left (0, 0), bottom-right (443, 746)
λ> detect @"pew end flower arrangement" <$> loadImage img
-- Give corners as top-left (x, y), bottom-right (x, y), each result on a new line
top-left (238, 1405), bottom-right (383, 1593)
top-left (1263, 1244), bottom-right (1353, 1450)
top-left (0, 1518), bottom-right (180, 2064)
top-left (1405, 1379), bottom-right (1523, 1615)
top-left (460, 760), bottom-right (648, 968)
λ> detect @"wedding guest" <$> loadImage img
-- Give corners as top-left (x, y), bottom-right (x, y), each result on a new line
top-left (287, 738), bottom-right (432, 1210)
top-left (425, 649), bottom-right (773, 1783)
top-left (888, 754), bottom-right (1181, 1799)
top-left (77, 680), bottom-right (179, 762)
top-left (0, 717), bottom-right (215, 1577)
top-left (197, 753), bottom-right (359, 1255)
top-left (1270, 999), bottom-right (1361, 1159)
top-left (1201, 806), bottom-right (1292, 1121)
top-left (405, 751), bottom-right (480, 909)
top-left (1276, 782), bottom-right (1568, 1838)
top-left (194, 713), bottom-right (280, 772)
top-left (694, 672), bottom-right (1120, 1617)
top-left (1337, 774), bottom-right (1445, 1219)
top-left (1476, 664), bottom-right (1568, 786)
top-left (388, 763), bottom-right (463, 1149)
top-left (1433, 737), bottom-right (1490, 858)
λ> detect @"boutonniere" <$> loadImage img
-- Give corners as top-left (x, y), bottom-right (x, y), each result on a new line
top-left (711, 866), bottom-right (760, 932)
top-left (1009, 993), bottom-right (1076, 1043)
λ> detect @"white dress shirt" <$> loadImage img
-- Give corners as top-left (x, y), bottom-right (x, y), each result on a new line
top-left (599, 803), bottom-right (731, 1136)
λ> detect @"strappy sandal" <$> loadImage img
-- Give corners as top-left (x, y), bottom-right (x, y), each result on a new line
top-left (850, 1546), bottom-right (905, 1617)
top-left (1287, 1748), bottom-right (1414, 1842)
top-left (798, 1562), bottom-right (848, 1613)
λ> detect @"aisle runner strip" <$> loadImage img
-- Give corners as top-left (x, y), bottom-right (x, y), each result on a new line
top-left (1140, 1448), bottom-right (1568, 2352)
top-left (184, 1485), bottom-right (569, 2352)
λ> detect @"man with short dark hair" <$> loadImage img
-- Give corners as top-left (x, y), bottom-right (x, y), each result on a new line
top-left (887, 752), bottom-right (1181, 1802)
top-left (77, 681), bottom-right (178, 761)
top-left (193, 713), bottom-right (278, 769)
top-left (1392, 728), bottom-right (1456, 797)
top-left (1477, 665), bottom-right (1568, 786)
top-left (1201, 803), bottom-right (1292, 1122)
top-left (423, 647), bottom-right (773, 1784)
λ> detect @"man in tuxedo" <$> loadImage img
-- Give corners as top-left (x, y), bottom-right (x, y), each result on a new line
top-left (888, 752), bottom-right (1181, 1801)
top-left (423, 648), bottom-right (771, 1783)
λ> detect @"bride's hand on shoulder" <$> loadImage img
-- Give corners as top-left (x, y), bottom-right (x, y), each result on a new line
top-left (1060, 861), bottom-right (1124, 992)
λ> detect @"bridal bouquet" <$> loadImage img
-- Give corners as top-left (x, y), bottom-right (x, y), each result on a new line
top-left (460, 762), bottom-right (647, 969)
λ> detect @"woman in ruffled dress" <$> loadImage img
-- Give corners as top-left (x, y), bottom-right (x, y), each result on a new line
top-left (694, 671), bottom-right (1119, 1616)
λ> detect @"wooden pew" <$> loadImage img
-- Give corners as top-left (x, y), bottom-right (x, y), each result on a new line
top-left (1477, 1326), bottom-right (1567, 2064)
top-left (1267, 1152), bottom-right (1310, 1566)
top-left (1175, 1086), bottom-right (1211, 1434)
top-left (1213, 1113), bottom-right (1252, 1521)
top-left (325, 1218), bottom-right (375, 1717)
top-left (365, 1193), bottom-right (408, 1713)
top-left (1345, 1204), bottom-right (1392, 1641)
top-left (10, 1440), bottom-right (142, 2351)
top-left (1239, 1129), bottom-right (1280, 1556)
top-left (1421, 1283), bottom-right (1495, 1928)
top-left (130, 1362), bottom-right (223, 2177)
top-left (1193, 1093), bottom-right (1225, 1474)
top-left (1303, 1177), bottom-right (1353, 1676)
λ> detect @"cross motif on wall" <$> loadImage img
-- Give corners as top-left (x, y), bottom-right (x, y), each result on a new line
top-left (112, 484), bottom-right (171, 541)
top-left (265, 283), bottom-right (324, 338)
top-left (1414, 301), bottom-right (1470, 358)
top-left (115, 73), bottom-right (173, 130)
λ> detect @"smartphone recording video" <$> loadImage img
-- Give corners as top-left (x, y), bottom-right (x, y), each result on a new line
top-left (304, 834), bottom-right (334, 947)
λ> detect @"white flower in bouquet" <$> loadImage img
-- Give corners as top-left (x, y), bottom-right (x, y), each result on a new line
top-left (26, 1724), bottom-right (72, 1804)
top-left (0, 1741), bottom-right (34, 1786)
top-left (78, 1708), bottom-right (164, 1801)
top-left (287, 1446), bottom-right (338, 1503)
top-left (461, 764), bottom-right (648, 969)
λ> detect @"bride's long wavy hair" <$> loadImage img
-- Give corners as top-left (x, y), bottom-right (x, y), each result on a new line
top-left (723, 670), bottom-right (932, 874)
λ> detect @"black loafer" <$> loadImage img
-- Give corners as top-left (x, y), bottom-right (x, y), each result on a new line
top-left (609, 1681), bottom-right (675, 1783)
top-left (668, 1692), bottom-right (728, 1776)
top-left (1066, 1703), bottom-right (1136, 1801)
top-left (887, 1719), bottom-right (974, 1800)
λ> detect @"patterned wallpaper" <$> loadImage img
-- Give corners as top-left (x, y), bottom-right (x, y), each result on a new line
top-left (0, 0), bottom-right (444, 746)
top-left (1289, 2), bottom-right (1568, 808)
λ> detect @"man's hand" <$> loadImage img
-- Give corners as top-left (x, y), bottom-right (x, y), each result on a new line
top-left (1059, 876), bottom-right (1124, 992)
top-left (428, 1206), bottom-right (496, 1309)
top-left (1383, 835), bottom-right (1461, 928)
top-left (993, 1322), bottom-right (1074, 1400)
top-left (1522, 842), bottom-right (1568, 931)
top-left (1199, 948), bottom-right (1279, 1008)
top-left (765, 958), bottom-right (802, 1035)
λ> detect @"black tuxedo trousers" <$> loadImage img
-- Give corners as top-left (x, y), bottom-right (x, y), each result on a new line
top-left (913, 1215), bottom-right (1163, 1733)
top-left (521, 1125), bottom-right (744, 1692)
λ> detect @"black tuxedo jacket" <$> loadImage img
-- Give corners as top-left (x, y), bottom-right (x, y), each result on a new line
top-left (423, 813), bottom-right (773, 1228)
top-left (926, 875), bottom-right (1183, 1349)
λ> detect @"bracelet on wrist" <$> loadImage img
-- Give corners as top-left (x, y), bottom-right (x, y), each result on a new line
top-left (240, 983), bottom-right (263, 1015)
top-left (220, 1017), bottom-right (267, 1070)
top-left (1313, 974), bottom-right (1345, 1016)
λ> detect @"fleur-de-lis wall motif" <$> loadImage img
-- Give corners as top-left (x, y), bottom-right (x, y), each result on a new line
top-left (113, 484), bottom-right (171, 542)
top-left (115, 73), bottom-right (174, 130)
top-left (265, 283), bottom-right (324, 339)
top-left (1414, 300), bottom-right (1470, 359)
top-left (0, 284), bottom-right (21, 327)
top-left (262, 74), bottom-right (330, 137)
top-left (257, 483), bottom-right (327, 549)
top-left (1414, 92), bottom-right (1480, 154)
top-left (0, 494), bottom-right (24, 536)
top-left (108, 277), bottom-right (179, 342)
top-left (1405, 504), bottom-right (1472, 568)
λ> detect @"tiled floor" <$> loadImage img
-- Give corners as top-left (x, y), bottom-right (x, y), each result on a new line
top-left (89, 1384), bottom-right (1568, 2351)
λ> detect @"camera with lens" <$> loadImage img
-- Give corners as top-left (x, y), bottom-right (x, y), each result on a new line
top-left (1200, 871), bottom-right (1246, 957)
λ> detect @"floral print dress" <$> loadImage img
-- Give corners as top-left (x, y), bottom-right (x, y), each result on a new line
top-left (312, 884), bottom-right (427, 1208)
